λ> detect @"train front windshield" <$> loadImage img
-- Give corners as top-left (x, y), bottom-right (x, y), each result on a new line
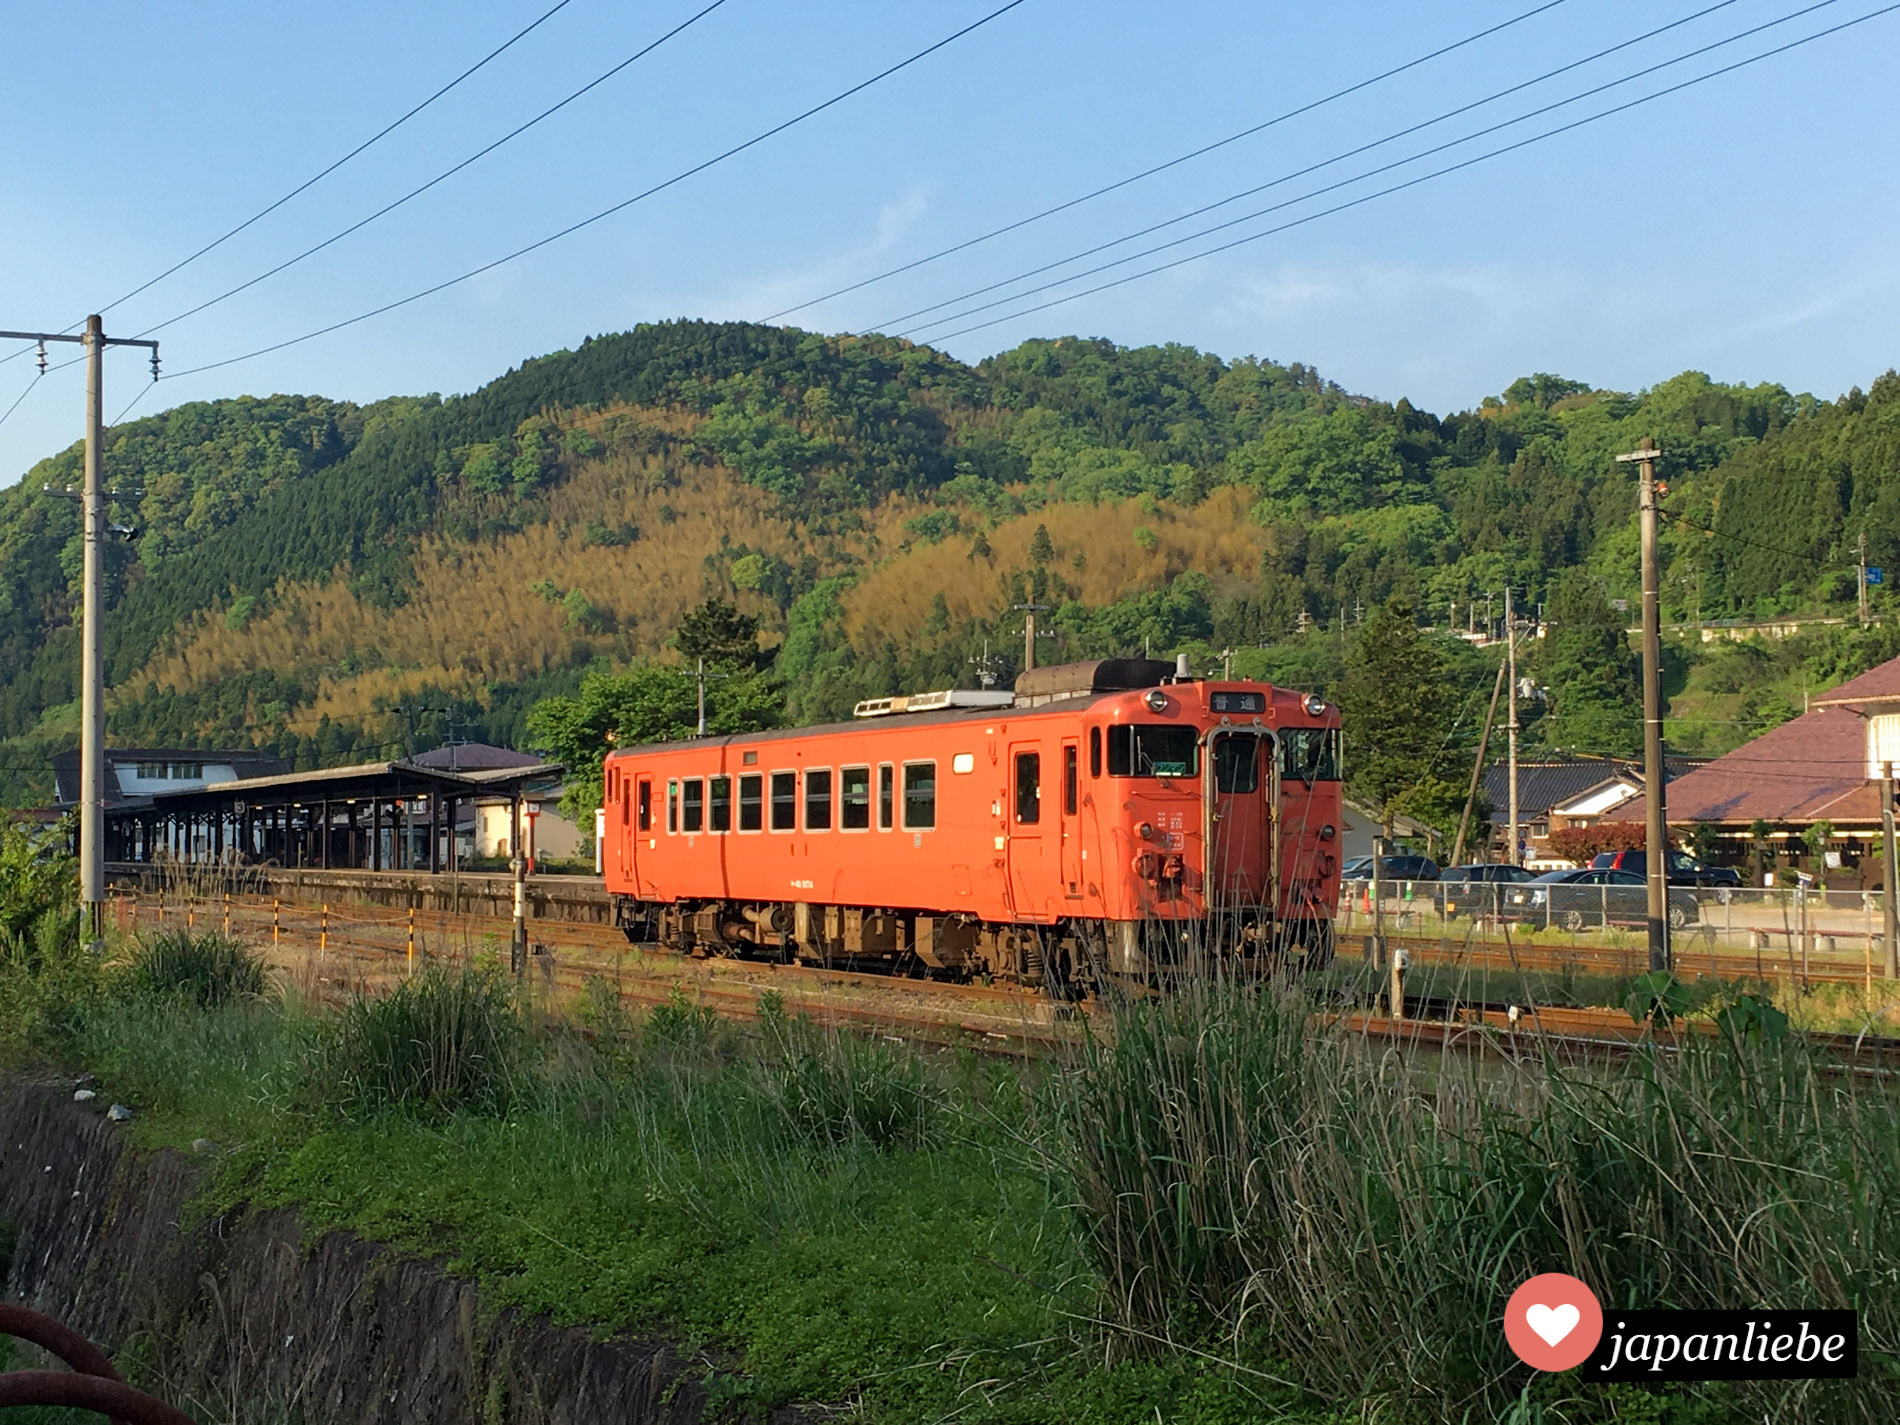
top-left (1279, 728), bottom-right (1340, 783)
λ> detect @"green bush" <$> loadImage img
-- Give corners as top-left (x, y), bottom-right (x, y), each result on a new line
top-left (325, 966), bottom-right (523, 1117)
top-left (127, 929), bottom-right (268, 1007)
top-left (759, 1005), bottom-right (934, 1150)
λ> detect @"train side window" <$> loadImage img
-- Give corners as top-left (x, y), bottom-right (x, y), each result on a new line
top-left (770, 771), bottom-right (796, 830)
top-left (1064, 745), bottom-right (1078, 814)
top-left (903, 761), bottom-right (936, 830)
top-left (877, 763), bottom-right (894, 830)
top-left (682, 779), bottom-right (704, 834)
top-left (636, 778), bottom-right (651, 831)
top-left (805, 768), bottom-right (833, 831)
top-left (841, 765), bottom-right (871, 830)
top-left (738, 773), bottom-right (763, 832)
top-left (1089, 726), bottom-right (1101, 778)
top-left (1014, 752), bottom-right (1041, 824)
top-left (709, 775), bottom-right (732, 832)
top-left (666, 779), bottom-right (679, 833)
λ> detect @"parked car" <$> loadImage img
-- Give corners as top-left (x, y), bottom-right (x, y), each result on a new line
top-left (1505, 868), bottom-right (1700, 931)
top-left (1340, 854), bottom-right (1441, 887)
top-left (1432, 863), bottom-right (1536, 916)
top-left (1590, 849), bottom-right (1743, 902)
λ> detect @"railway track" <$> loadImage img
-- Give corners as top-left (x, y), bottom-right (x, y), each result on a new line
top-left (114, 892), bottom-right (1900, 1068)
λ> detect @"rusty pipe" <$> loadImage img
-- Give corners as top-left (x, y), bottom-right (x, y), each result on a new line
top-left (0, 1370), bottom-right (196, 1425)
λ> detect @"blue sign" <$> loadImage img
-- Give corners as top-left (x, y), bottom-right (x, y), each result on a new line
top-left (1869, 567), bottom-right (1885, 586)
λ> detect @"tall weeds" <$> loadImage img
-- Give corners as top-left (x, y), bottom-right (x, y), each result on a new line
top-left (1054, 980), bottom-right (1900, 1418)
top-left (324, 966), bottom-right (523, 1117)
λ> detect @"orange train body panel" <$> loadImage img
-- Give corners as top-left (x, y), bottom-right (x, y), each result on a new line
top-left (599, 677), bottom-right (1343, 965)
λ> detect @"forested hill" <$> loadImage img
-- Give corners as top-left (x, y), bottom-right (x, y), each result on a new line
top-left (2, 318), bottom-right (1897, 801)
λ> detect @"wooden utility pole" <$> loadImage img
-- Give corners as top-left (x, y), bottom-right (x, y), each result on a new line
top-left (3, 319), bottom-right (159, 940)
top-left (1450, 658), bottom-right (1508, 868)
top-left (1619, 439), bottom-right (1670, 972)
top-left (1859, 531), bottom-right (1871, 629)
top-left (1505, 585), bottom-right (1520, 866)
top-left (1884, 761), bottom-right (1899, 979)
top-left (1014, 601), bottom-right (1050, 671)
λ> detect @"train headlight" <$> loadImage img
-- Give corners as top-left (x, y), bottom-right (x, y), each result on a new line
top-left (1137, 822), bottom-right (1154, 840)
top-left (1145, 689), bottom-right (1169, 712)
top-left (1318, 824), bottom-right (1336, 841)
top-left (1304, 693), bottom-right (1326, 717)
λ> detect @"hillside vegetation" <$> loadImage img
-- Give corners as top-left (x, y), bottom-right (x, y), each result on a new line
top-left (4, 320), bottom-right (1899, 804)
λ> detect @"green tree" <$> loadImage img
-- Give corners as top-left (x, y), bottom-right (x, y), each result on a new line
top-left (1538, 569), bottom-right (1641, 756)
top-left (525, 662), bottom-right (783, 823)
top-left (1336, 598), bottom-right (1459, 832)
top-left (672, 597), bottom-right (770, 671)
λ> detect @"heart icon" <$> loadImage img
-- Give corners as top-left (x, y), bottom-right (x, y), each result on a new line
top-left (1525, 1302), bottom-right (1580, 1347)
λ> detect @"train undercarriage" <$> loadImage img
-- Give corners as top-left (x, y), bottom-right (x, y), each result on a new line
top-left (611, 894), bottom-right (1336, 993)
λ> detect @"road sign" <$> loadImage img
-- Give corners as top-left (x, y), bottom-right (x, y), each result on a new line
top-left (1868, 566), bottom-right (1884, 585)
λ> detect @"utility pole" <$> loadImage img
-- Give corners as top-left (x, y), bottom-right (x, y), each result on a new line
top-left (1882, 761), bottom-right (1899, 979)
top-left (1505, 585), bottom-right (1520, 867)
top-left (688, 657), bottom-right (729, 736)
top-left (1450, 657), bottom-right (1508, 868)
top-left (5, 319), bottom-right (160, 940)
top-left (1014, 602), bottom-right (1050, 672)
top-left (1859, 532), bottom-right (1871, 630)
top-left (1619, 438), bottom-right (1670, 973)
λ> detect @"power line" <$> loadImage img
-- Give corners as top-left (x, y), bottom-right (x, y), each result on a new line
top-left (903, 0), bottom-right (1856, 341)
top-left (760, 0), bottom-right (1576, 323)
top-left (917, 2), bottom-right (1900, 345)
top-left (1658, 507), bottom-right (1836, 568)
top-left (0, 0), bottom-right (579, 369)
top-left (155, 0), bottom-right (1033, 383)
top-left (877, 0), bottom-right (1766, 335)
top-left (133, 0), bottom-right (734, 340)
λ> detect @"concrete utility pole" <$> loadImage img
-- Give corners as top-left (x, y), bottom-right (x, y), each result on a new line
top-left (4, 318), bottom-right (159, 940)
top-left (1505, 585), bottom-right (1520, 867)
top-left (1859, 531), bottom-right (1871, 630)
top-left (1619, 438), bottom-right (1670, 972)
top-left (1884, 761), bottom-right (1899, 980)
top-left (1014, 602), bottom-right (1050, 671)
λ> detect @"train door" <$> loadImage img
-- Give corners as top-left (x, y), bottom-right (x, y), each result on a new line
top-left (632, 775), bottom-right (654, 896)
top-left (1006, 743), bottom-right (1050, 919)
top-left (1207, 731), bottom-right (1272, 908)
top-left (1058, 739), bottom-right (1082, 899)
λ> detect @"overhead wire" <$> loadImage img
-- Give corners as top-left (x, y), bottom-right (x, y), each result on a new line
top-left (914, 2), bottom-right (1900, 344)
top-left (0, 0), bottom-right (580, 369)
top-left (155, 0), bottom-right (1034, 382)
top-left (133, 0), bottom-right (735, 340)
top-left (877, 0), bottom-right (1770, 335)
top-left (760, 0), bottom-right (1576, 323)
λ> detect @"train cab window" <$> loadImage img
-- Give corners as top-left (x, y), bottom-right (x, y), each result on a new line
top-left (1107, 724), bottom-right (1200, 778)
top-left (738, 774), bottom-right (763, 831)
top-left (841, 765), bottom-right (871, 829)
top-left (877, 764), bottom-right (895, 830)
top-left (805, 769), bottom-right (833, 831)
top-left (1214, 736), bottom-right (1260, 794)
top-left (1014, 752), bottom-right (1041, 824)
top-left (770, 771), bottom-right (797, 831)
top-left (1280, 728), bottom-right (1342, 783)
top-left (1089, 726), bottom-right (1102, 778)
top-left (681, 778), bottom-right (704, 833)
top-left (667, 779), bottom-right (679, 833)
top-left (636, 778), bottom-right (651, 831)
top-left (709, 776), bottom-right (731, 832)
top-left (903, 761), bottom-right (936, 830)
top-left (1064, 745), bottom-right (1079, 814)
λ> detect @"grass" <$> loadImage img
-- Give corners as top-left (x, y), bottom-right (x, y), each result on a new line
top-left (4, 932), bottom-right (1899, 1422)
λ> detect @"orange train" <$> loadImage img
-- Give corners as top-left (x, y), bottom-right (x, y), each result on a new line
top-left (600, 659), bottom-right (1344, 989)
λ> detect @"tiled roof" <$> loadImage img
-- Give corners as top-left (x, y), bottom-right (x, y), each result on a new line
top-left (409, 743), bottom-right (544, 772)
top-left (1606, 705), bottom-right (1875, 826)
top-left (1481, 756), bottom-right (1703, 818)
top-left (1811, 656), bottom-right (1900, 707)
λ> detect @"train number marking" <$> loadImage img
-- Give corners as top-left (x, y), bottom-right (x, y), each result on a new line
top-left (790, 879), bottom-right (814, 890)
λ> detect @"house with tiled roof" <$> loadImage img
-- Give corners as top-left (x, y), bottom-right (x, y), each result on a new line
top-left (1607, 653), bottom-right (1900, 885)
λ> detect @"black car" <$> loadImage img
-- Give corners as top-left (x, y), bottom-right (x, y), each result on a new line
top-left (1340, 854), bottom-right (1441, 887)
top-left (1504, 868), bottom-right (1701, 931)
top-left (1432, 863), bottom-right (1536, 916)
top-left (1590, 849), bottom-right (1743, 902)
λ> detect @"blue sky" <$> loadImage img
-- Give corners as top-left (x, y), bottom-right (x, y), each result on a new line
top-left (3, 0), bottom-right (1896, 485)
